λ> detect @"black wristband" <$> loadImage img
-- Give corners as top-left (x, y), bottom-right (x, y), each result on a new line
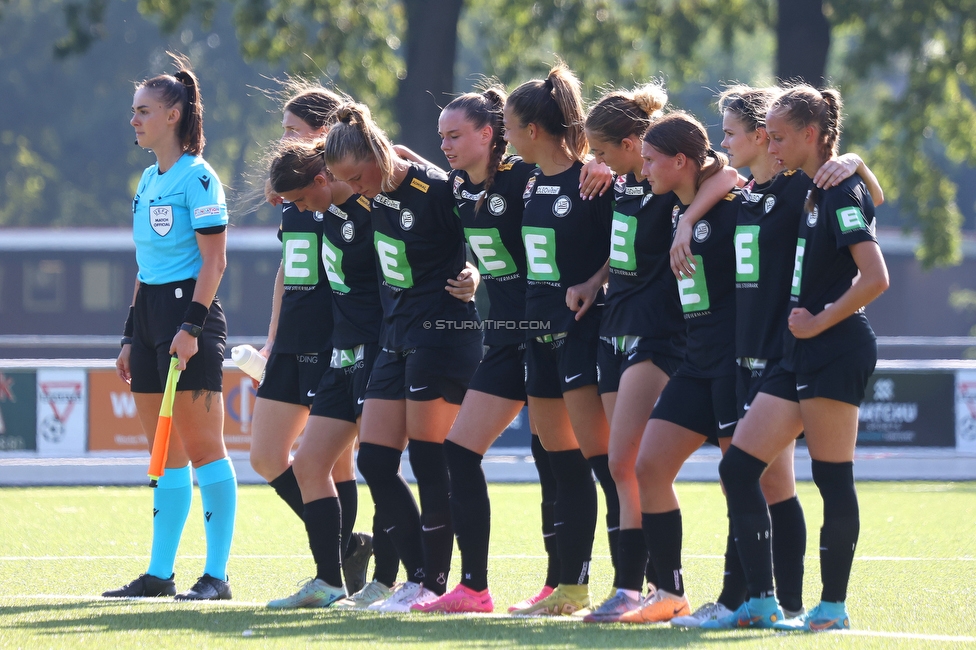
top-left (182, 301), bottom-right (209, 327)
top-left (123, 305), bottom-right (135, 337)
top-left (121, 336), bottom-right (133, 348)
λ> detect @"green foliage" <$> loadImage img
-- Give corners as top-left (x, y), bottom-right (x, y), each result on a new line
top-left (831, 0), bottom-right (976, 267)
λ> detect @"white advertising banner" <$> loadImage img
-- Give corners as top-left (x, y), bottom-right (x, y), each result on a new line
top-left (36, 369), bottom-right (87, 456)
top-left (954, 370), bottom-right (976, 453)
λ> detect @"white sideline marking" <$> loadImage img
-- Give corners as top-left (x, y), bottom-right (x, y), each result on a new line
top-left (1, 595), bottom-right (975, 643)
top-left (1, 553), bottom-right (974, 562)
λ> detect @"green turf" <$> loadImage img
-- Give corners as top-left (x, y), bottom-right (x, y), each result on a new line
top-left (1, 482), bottom-right (974, 648)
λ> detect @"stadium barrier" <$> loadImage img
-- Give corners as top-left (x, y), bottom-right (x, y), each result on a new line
top-left (1, 357), bottom-right (975, 484)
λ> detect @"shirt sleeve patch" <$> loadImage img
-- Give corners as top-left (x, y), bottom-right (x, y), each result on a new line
top-left (836, 206), bottom-right (867, 232)
top-left (357, 195), bottom-right (372, 210)
top-left (410, 177), bottom-right (430, 193)
top-left (194, 204), bottom-right (222, 219)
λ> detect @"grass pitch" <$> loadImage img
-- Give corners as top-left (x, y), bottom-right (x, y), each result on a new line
top-left (1, 481), bottom-right (974, 648)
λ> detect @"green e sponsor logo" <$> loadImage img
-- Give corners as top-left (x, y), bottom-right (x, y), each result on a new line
top-left (321, 239), bottom-right (350, 293)
top-left (464, 227), bottom-right (517, 276)
top-left (522, 226), bottom-right (560, 281)
top-left (791, 237), bottom-right (806, 296)
top-left (734, 225), bottom-right (760, 282)
top-left (836, 206), bottom-right (867, 232)
top-left (609, 212), bottom-right (638, 271)
top-left (677, 254), bottom-right (709, 313)
top-left (373, 232), bottom-right (414, 289)
top-left (282, 232), bottom-right (318, 285)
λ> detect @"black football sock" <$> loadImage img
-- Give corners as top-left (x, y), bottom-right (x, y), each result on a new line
top-left (357, 442), bottom-right (425, 585)
top-left (531, 435), bottom-right (560, 588)
top-left (548, 449), bottom-right (597, 586)
top-left (269, 466), bottom-right (305, 520)
top-left (717, 511), bottom-right (748, 610)
top-left (336, 479), bottom-right (359, 559)
top-left (588, 454), bottom-right (621, 573)
top-left (303, 497), bottom-right (343, 587)
top-left (642, 509), bottom-right (685, 596)
top-left (445, 440), bottom-right (490, 592)
top-left (408, 439), bottom-right (454, 595)
top-left (769, 495), bottom-right (806, 613)
top-left (371, 510), bottom-right (400, 587)
top-left (616, 528), bottom-right (647, 592)
top-left (719, 445), bottom-right (774, 599)
top-left (811, 460), bottom-right (859, 603)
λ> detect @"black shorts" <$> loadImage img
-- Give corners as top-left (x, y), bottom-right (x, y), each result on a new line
top-left (467, 342), bottom-right (528, 402)
top-left (738, 359), bottom-right (798, 418)
top-left (256, 351), bottom-right (329, 406)
top-left (130, 279), bottom-right (226, 394)
top-left (597, 336), bottom-right (682, 394)
top-left (525, 319), bottom-right (599, 399)
top-left (365, 342), bottom-right (483, 405)
top-left (310, 343), bottom-right (378, 422)
top-left (650, 374), bottom-right (738, 439)
top-left (794, 344), bottom-right (877, 406)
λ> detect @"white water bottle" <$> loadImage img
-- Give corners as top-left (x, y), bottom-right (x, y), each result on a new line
top-left (232, 344), bottom-right (267, 381)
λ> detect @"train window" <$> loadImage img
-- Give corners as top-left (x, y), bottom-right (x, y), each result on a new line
top-left (23, 259), bottom-right (65, 313)
top-left (81, 259), bottom-right (124, 311)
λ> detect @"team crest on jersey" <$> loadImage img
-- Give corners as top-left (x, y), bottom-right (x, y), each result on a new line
top-left (552, 195), bottom-right (572, 217)
top-left (400, 209), bottom-right (415, 230)
top-left (487, 193), bottom-right (507, 216)
top-left (671, 204), bottom-right (681, 228)
top-left (522, 176), bottom-right (537, 199)
top-left (453, 175), bottom-right (463, 198)
top-left (150, 205), bottom-right (173, 236)
top-left (341, 220), bottom-right (356, 242)
top-left (807, 206), bottom-right (819, 227)
top-left (693, 220), bottom-right (711, 243)
top-left (312, 211), bottom-right (325, 222)
top-left (613, 176), bottom-right (627, 194)
top-left (764, 195), bottom-right (776, 214)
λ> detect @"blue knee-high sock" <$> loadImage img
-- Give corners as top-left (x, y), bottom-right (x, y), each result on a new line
top-left (195, 457), bottom-right (237, 581)
top-left (147, 464), bottom-right (192, 579)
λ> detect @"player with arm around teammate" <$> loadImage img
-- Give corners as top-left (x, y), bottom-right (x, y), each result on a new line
top-left (710, 85), bottom-right (888, 632)
top-left (580, 82), bottom-right (740, 622)
top-left (107, 55), bottom-right (235, 601)
top-left (324, 102), bottom-right (483, 612)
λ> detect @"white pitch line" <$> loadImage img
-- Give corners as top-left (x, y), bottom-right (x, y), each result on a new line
top-left (1, 553), bottom-right (973, 562)
top-left (2, 595), bottom-right (975, 643)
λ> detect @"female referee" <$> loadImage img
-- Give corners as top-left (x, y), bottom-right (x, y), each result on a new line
top-left (710, 84), bottom-right (888, 632)
top-left (581, 83), bottom-right (739, 622)
top-left (248, 83), bottom-right (374, 601)
top-left (324, 102), bottom-right (483, 612)
top-left (106, 55), bottom-right (235, 601)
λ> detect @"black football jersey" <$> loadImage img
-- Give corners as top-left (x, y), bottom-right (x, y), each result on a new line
top-left (734, 169), bottom-right (809, 360)
top-left (273, 202), bottom-right (333, 354)
top-left (520, 161), bottom-right (612, 336)
top-left (672, 190), bottom-right (740, 378)
top-left (451, 156), bottom-right (534, 346)
top-left (370, 162), bottom-right (481, 350)
top-left (601, 173), bottom-right (685, 352)
top-left (783, 175), bottom-right (878, 373)
top-left (321, 194), bottom-right (383, 349)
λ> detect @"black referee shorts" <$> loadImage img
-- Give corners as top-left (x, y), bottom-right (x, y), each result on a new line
top-left (129, 279), bottom-right (225, 394)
